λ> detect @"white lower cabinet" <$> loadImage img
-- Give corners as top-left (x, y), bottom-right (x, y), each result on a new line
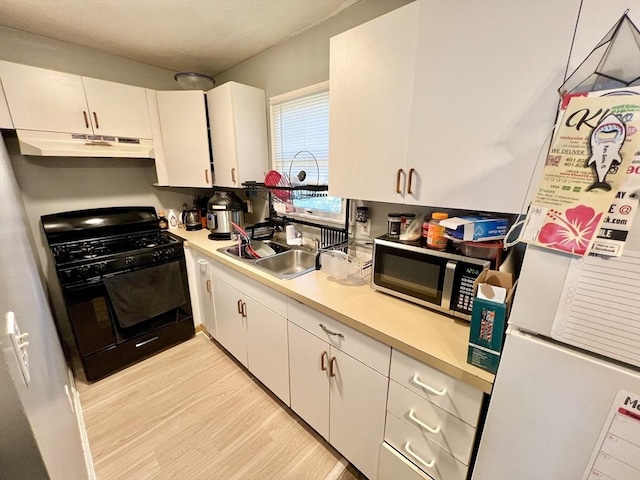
top-left (184, 248), bottom-right (216, 338)
top-left (288, 300), bottom-right (390, 480)
top-left (211, 264), bottom-right (290, 404)
top-left (378, 349), bottom-right (486, 480)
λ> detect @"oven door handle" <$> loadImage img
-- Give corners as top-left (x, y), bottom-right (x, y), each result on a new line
top-left (135, 336), bottom-right (159, 348)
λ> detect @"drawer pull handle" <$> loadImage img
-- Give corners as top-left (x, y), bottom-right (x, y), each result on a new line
top-left (408, 409), bottom-right (441, 434)
top-left (321, 351), bottom-right (328, 371)
top-left (412, 374), bottom-right (447, 396)
top-left (197, 259), bottom-right (208, 265)
top-left (404, 442), bottom-right (435, 469)
top-left (319, 323), bottom-right (344, 338)
top-left (135, 336), bottom-right (159, 348)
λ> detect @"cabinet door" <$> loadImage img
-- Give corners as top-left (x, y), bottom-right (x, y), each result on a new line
top-left (245, 297), bottom-right (290, 405)
top-left (156, 91), bottom-right (212, 188)
top-left (211, 276), bottom-right (247, 366)
top-left (328, 2), bottom-right (419, 203)
top-left (195, 256), bottom-right (217, 339)
top-left (82, 77), bottom-right (152, 139)
top-left (330, 347), bottom-right (389, 480)
top-left (207, 82), bottom-right (268, 188)
top-left (405, 0), bottom-right (580, 212)
top-left (0, 61), bottom-right (91, 134)
top-left (288, 321), bottom-right (330, 439)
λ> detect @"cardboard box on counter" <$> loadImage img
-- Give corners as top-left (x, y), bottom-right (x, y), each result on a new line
top-left (467, 270), bottom-right (515, 374)
top-left (440, 216), bottom-right (508, 242)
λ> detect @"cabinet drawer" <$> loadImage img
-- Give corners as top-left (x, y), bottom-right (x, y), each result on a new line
top-left (388, 380), bottom-right (476, 465)
top-left (211, 263), bottom-right (287, 317)
top-left (378, 442), bottom-right (432, 480)
top-left (390, 349), bottom-right (483, 426)
top-left (385, 413), bottom-right (467, 480)
top-left (288, 299), bottom-right (390, 376)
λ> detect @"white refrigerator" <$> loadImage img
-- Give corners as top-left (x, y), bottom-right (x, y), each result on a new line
top-left (473, 211), bottom-right (640, 479)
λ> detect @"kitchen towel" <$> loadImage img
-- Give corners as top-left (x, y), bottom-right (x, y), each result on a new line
top-left (105, 262), bottom-right (186, 328)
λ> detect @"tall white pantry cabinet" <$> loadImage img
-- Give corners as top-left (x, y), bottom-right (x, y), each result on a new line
top-left (329, 0), bottom-right (582, 214)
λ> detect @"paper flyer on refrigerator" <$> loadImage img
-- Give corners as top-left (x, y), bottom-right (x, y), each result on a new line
top-left (522, 94), bottom-right (640, 256)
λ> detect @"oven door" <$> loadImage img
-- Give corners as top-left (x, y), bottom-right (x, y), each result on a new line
top-left (372, 240), bottom-right (456, 312)
top-left (62, 258), bottom-right (191, 356)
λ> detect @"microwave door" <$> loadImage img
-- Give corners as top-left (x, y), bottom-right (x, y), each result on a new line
top-left (373, 243), bottom-right (452, 311)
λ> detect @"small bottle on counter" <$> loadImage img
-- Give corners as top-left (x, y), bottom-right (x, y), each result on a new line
top-left (425, 212), bottom-right (448, 250)
top-left (387, 213), bottom-right (403, 237)
top-left (158, 211), bottom-right (169, 230)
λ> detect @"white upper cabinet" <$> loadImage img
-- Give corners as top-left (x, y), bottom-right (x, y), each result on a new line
top-left (81, 77), bottom-right (152, 139)
top-left (207, 81), bottom-right (269, 188)
top-left (329, 1), bottom-right (419, 203)
top-left (405, 0), bottom-right (580, 213)
top-left (0, 80), bottom-right (14, 129)
top-left (0, 61), bottom-right (152, 139)
top-left (329, 0), bottom-right (581, 213)
top-left (154, 90), bottom-right (212, 187)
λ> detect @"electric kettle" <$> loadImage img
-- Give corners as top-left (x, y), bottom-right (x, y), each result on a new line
top-left (182, 209), bottom-right (202, 231)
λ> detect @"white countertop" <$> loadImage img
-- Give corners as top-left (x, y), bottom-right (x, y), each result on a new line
top-left (171, 228), bottom-right (495, 394)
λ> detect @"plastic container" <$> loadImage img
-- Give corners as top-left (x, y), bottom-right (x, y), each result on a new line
top-left (461, 240), bottom-right (503, 269)
top-left (387, 213), bottom-right (403, 237)
top-left (426, 212), bottom-right (448, 250)
top-left (400, 213), bottom-right (416, 233)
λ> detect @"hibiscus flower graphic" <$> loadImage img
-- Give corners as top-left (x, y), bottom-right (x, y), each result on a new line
top-left (538, 205), bottom-right (602, 255)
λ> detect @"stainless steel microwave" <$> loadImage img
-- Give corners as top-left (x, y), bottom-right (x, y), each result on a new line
top-left (371, 236), bottom-right (490, 320)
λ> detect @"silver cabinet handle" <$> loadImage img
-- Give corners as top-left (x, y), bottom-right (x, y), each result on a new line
top-left (411, 374), bottom-right (447, 396)
top-left (408, 408), bottom-right (441, 434)
top-left (319, 323), bottom-right (344, 338)
top-left (404, 442), bottom-right (435, 469)
top-left (136, 336), bottom-right (159, 348)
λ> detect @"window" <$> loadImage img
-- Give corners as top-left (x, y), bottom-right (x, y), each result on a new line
top-left (269, 81), bottom-right (345, 223)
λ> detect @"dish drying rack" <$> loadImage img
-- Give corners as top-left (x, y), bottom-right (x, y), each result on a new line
top-left (318, 240), bottom-right (373, 286)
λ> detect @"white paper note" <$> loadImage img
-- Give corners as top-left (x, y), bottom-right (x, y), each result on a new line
top-left (582, 390), bottom-right (640, 480)
top-left (552, 249), bottom-right (640, 368)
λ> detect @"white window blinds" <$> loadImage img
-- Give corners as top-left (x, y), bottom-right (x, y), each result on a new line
top-left (270, 83), bottom-right (329, 185)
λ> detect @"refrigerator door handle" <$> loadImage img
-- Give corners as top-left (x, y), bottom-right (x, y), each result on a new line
top-left (412, 374), bottom-right (447, 396)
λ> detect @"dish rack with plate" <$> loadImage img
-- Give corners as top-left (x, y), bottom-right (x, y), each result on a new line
top-left (317, 240), bottom-right (373, 286)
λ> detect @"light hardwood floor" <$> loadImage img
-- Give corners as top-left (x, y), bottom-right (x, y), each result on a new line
top-left (77, 333), bottom-right (366, 480)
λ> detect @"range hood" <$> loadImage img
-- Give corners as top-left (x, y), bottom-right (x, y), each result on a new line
top-left (15, 130), bottom-right (154, 158)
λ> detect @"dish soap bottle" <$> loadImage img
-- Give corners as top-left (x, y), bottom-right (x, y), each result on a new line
top-left (426, 212), bottom-right (448, 250)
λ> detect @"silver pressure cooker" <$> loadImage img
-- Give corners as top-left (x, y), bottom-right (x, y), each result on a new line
top-left (206, 191), bottom-right (245, 240)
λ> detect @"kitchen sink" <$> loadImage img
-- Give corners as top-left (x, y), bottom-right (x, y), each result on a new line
top-left (223, 240), bottom-right (290, 260)
top-left (218, 241), bottom-right (316, 280)
top-left (254, 250), bottom-right (317, 280)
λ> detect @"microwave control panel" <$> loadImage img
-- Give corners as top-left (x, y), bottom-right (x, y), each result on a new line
top-left (453, 264), bottom-right (486, 316)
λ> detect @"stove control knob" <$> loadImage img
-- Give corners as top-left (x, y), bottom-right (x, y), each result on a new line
top-left (125, 256), bottom-right (135, 266)
top-left (164, 248), bottom-right (175, 258)
top-left (62, 270), bottom-right (74, 281)
top-left (152, 251), bottom-right (163, 262)
top-left (78, 266), bottom-right (90, 278)
top-left (96, 262), bottom-right (107, 273)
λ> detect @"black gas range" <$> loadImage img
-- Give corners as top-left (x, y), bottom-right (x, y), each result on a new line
top-left (42, 207), bottom-right (194, 381)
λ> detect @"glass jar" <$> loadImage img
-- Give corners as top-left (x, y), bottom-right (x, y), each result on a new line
top-left (426, 212), bottom-right (448, 250)
top-left (387, 213), bottom-right (403, 237)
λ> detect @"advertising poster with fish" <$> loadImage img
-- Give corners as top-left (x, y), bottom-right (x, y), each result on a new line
top-left (522, 94), bottom-right (640, 256)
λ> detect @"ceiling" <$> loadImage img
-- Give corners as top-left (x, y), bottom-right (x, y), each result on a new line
top-left (0, 0), bottom-right (362, 76)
